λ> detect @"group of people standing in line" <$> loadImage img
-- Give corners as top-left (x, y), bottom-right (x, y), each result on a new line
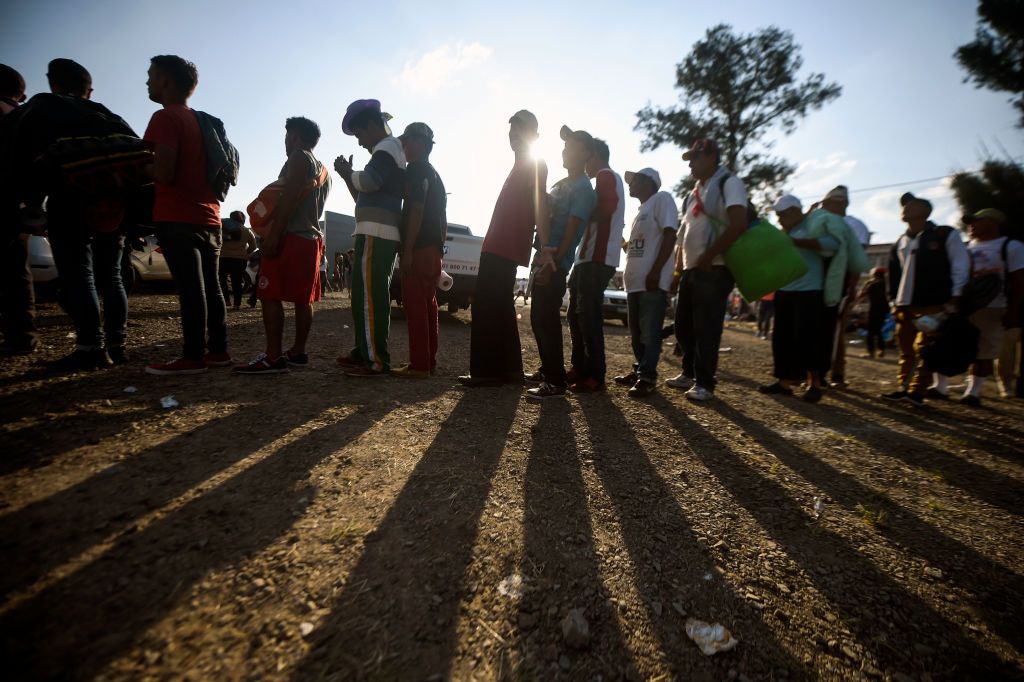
top-left (2, 55), bottom-right (1021, 407)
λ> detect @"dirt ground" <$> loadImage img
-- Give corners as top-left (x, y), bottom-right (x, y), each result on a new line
top-left (1, 290), bottom-right (1023, 681)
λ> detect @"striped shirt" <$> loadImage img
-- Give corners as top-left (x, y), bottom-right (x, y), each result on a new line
top-left (351, 136), bottom-right (407, 242)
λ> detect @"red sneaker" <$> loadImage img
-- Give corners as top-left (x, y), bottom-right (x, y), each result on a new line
top-left (146, 358), bottom-right (208, 376)
top-left (337, 354), bottom-right (363, 368)
top-left (203, 351), bottom-right (233, 367)
top-left (569, 377), bottom-right (606, 393)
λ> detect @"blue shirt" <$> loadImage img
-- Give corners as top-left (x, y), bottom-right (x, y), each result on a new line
top-left (780, 218), bottom-right (839, 292)
top-left (542, 174), bottom-right (596, 271)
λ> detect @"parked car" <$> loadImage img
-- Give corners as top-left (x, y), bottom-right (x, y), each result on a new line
top-left (558, 277), bottom-right (628, 325)
top-left (28, 235), bottom-right (59, 287)
top-left (123, 235), bottom-right (172, 292)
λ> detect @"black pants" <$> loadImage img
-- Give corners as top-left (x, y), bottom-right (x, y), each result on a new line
top-left (757, 300), bottom-right (774, 336)
top-left (530, 267), bottom-right (569, 387)
top-left (49, 225), bottom-right (128, 350)
top-left (866, 312), bottom-right (886, 355)
top-left (674, 266), bottom-right (734, 390)
top-left (155, 222), bottom-right (227, 361)
top-left (772, 290), bottom-right (824, 381)
top-left (219, 257), bottom-right (247, 308)
top-left (819, 304), bottom-right (839, 375)
top-left (568, 261), bottom-right (614, 382)
top-left (469, 252), bottom-right (523, 380)
top-left (0, 223), bottom-right (38, 348)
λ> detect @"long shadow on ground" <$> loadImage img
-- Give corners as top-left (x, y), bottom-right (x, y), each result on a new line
top-left (291, 387), bottom-right (520, 680)
top-left (646, 393), bottom-right (1020, 680)
top-left (0, 398), bottom-right (399, 680)
top-left (577, 394), bottom-right (809, 680)
top-left (513, 399), bottom-right (635, 677)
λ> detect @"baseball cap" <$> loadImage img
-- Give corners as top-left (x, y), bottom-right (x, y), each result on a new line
top-left (559, 124), bottom-right (595, 150)
top-left (342, 99), bottom-right (391, 136)
top-left (965, 207), bottom-right (1006, 224)
top-left (899, 192), bottom-right (933, 214)
top-left (682, 138), bottom-right (720, 161)
top-left (624, 168), bottom-right (661, 190)
top-left (772, 194), bottom-right (803, 213)
top-left (399, 122), bottom-right (435, 143)
top-left (508, 109), bottom-right (538, 132)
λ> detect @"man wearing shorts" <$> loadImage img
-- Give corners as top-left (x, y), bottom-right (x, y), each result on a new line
top-left (235, 117), bottom-right (330, 374)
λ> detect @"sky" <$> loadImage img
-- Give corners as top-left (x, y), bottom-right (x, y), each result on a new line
top-left (2, 0), bottom-right (1022, 249)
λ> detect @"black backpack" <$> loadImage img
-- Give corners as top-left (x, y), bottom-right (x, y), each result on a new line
top-left (3, 93), bottom-right (153, 197)
top-left (194, 111), bottom-right (239, 201)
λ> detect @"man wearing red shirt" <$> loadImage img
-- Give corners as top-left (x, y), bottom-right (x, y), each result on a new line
top-left (142, 55), bottom-right (230, 375)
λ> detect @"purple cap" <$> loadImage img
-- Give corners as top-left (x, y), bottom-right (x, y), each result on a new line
top-left (342, 99), bottom-right (382, 136)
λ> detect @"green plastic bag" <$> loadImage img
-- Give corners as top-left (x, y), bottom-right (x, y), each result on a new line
top-left (724, 219), bottom-right (808, 301)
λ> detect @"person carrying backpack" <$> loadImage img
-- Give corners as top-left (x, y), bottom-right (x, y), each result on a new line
top-left (219, 210), bottom-right (256, 310)
top-left (928, 209), bottom-right (1024, 406)
top-left (667, 139), bottom-right (749, 402)
top-left (881, 192), bottom-right (970, 406)
top-left (143, 55), bottom-right (232, 375)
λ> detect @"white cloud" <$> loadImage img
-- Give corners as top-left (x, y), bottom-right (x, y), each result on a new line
top-left (394, 42), bottom-right (493, 93)
top-left (859, 180), bottom-right (961, 245)
top-left (788, 153), bottom-right (859, 202)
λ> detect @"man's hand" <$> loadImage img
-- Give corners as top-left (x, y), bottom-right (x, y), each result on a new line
top-left (696, 253), bottom-right (713, 272)
top-left (262, 232), bottom-right (281, 258)
top-left (334, 154), bottom-right (353, 180)
top-left (944, 296), bottom-right (961, 314)
top-left (399, 250), bottom-right (413, 277)
top-left (645, 270), bottom-right (660, 292)
top-left (535, 246), bottom-right (556, 273)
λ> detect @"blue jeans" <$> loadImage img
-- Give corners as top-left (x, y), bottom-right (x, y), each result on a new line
top-left (529, 267), bottom-right (569, 386)
top-left (155, 222), bottom-right (227, 361)
top-left (48, 226), bottom-right (128, 351)
top-left (674, 266), bottom-right (734, 390)
top-left (628, 290), bottom-right (668, 382)
top-left (568, 262), bottom-right (615, 382)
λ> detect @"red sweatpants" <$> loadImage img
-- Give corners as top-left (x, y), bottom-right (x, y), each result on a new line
top-left (402, 245), bottom-right (442, 371)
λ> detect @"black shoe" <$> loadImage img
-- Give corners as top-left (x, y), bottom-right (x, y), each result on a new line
top-left (613, 371), bottom-right (638, 386)
top-left (925, 388), bottom-right (949, 401)
top-left (881, 390), bottom-right (907, 402)
top-left (758, 382), bottom-right (794, 396)
top-left (285, 351), bottom-right (309, 367)
top-left (52, 348), bottom-right (113, 371)
top-left (803, 386), bottom-right (823, 403)
top-left (107, 346), bottom-right (129, 364)
top-left (523, 370), bottom-right (545, 384)
top-left (627, 380), bottom-right (655, 398)
top-left (959, 394), bottom-right (982, 408)
top-left (525, 382), bottom-right (566, 401)
top-left (457, 375), bottom-right (504, 387)
top-left (904, 392), bottom-right (925, 407)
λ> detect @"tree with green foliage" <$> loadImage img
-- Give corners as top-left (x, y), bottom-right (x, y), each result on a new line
top-left (635, 24), bottom-right (841, 203)
top-left (951, 160), bottom-right (1024, 239)
top-left (955, 0), bottom-right (1024, 128)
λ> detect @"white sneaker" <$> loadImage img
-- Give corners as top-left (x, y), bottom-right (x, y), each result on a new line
top-left (665, 372), bottom-right (695, 390)
top-left (685, 385), bottom-right (715, 402)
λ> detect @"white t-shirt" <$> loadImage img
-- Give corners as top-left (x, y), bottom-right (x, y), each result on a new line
top-left (968, 237), bottom-right (1024, 308)
top-left (623, 192), bottom-right (679, 293)
top-left (576, 169), bottom-right (626, 268)
top-left (678, 166), bottom-right (747, 270)
top-left (845, 215), bottom-right (870, 246)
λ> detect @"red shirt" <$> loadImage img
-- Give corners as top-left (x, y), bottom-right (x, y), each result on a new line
top-left (143, 105), bottom-right (220, 227)
top-left (481, 161), bottom-right (541, 266)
